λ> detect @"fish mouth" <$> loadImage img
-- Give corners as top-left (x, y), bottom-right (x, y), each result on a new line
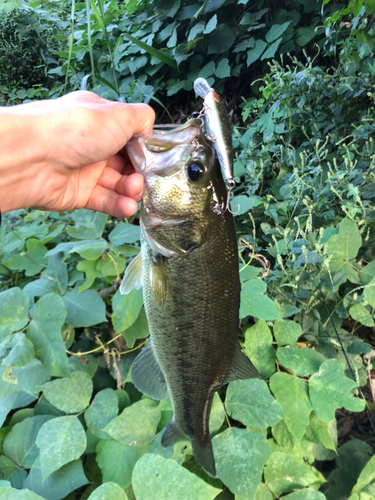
top-left (126, 119), bottom-right (204, 175)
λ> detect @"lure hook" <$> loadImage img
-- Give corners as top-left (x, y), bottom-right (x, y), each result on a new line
top-left (224, 180), bottom-right (239, 215)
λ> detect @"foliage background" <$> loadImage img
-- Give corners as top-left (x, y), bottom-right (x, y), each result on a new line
top-left (0, 0), bottom-right (375, 499)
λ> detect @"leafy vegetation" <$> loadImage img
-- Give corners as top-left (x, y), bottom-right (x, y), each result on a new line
top-left (0, 0), bottom-right (375, 499)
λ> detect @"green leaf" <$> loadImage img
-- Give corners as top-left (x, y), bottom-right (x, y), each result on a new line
top-left (242, 320), bottom-right (276, 378)
top-left (0, 487), bottom-right (46, 499)
top-left (273, 319), bottom-right (302, 346)
top-left (208, 24), bottom-right (236, 54)
top-left (23, 279), bottom-right (60, 300)
top-left (261, 38), bottom-right (282, 60)
top-left (213, 427), bottom-right (271, 498)
top-left (255, 483), bottom-right (273, 500)
top-left (122, 33), bottom-right (177, 69)
top-left (26, 294), bottom-right (69, 377)
top-left (4, 239), bottom-right (47, 276)
top-left (96, 439), bottom-right (144, 489)
top-left (23, 457), bottom-right (88, 500)
top-left (270, 372), bottom-right (312, 441)
top-left (239, 265), bottom-right (262, 282)
top-left (109, 223), bottom-right (141, 246)
top-left (77, 259), bottom-right (102, 293)
top-left (349, 303), bottom-right (374, 327)
top-left (3, 415), bottom-right (52, 468)
top-left (68, 354), bottom-right (98, 378)
top-left (66, 210), bottom-right (108, 240)
top-left (326, 218), bottom-right (362, 262)
top-left (225, 379), bottom-right (283, 429)
top-left (363, 277), bottom-right (375, 307)
top-left (112, 288), bottom-right (143, 333)
top-left (309, 359), bottom-right (365, 421)
top-left (70, 239), bottom-right (108, 260)
top-left (271, 420), bottom-right (315, 464)
top-left (295, 27), bottom-right (316, 46)
top-left (0, 455), bottom-right (27, 488)
top-left (209, 392), bottom-right (226, 436)
top-left (283, 489), bottom-right (327, 499)
top-left (203, 14), bottom-right (217, 34)
top-left (215, 58), bottom-right (230, 78)
top-left (96, 254), bottom-right (125, 278)
top-left (132, 454), bottom-right (220, 500)
top-left (265, 21), bottom-right (291, 43)
top-left (36, 416), bottom-right (87, 480)
top-left (247, 39), bottom-right (267, 66)
top-left (63, 289), bottom-right (107, 328)
top-left (0, 359), bottom-right (49, 399)
top-left (350, 454), bottom-right (375, 495)
top-left (104, 399), bottom-right (161, 446)
top-left (0, 334), bottom-right (35, 368)
top-left (85, 388), bottom-right (118, 439)
top-left (41, 371), bottom-right (93, 413)
top-left (303, 413), bottom-right (337, 452)
top-left (231, 195), bottom-right (263, 216)
top-left (240, 280), bottom-right (280, 320)
top-left (0, 288), bottom-right (29, 340)
top-left (122, 307), bottom-right (149, 348)
top-left (87, 482), bottom-right (128, 500)
top-left (264, 451), bottom-right (325, 496)
top-left (336, 439), bottom-right (372, 489)
top-left (46, 253), bottom-right (68, 295)
top-left (276, 345), bottom-right (326, 376)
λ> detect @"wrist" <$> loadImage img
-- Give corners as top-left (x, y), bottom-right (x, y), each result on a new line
top-left (0, 106), bottom-right (48, 213)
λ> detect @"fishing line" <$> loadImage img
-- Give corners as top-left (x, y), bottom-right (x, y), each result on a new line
top-left (317, 285), bottom-right (375, 435)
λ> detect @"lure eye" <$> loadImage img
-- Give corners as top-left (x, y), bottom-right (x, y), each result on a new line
top-left (187, 162), bottom-right (204, 182)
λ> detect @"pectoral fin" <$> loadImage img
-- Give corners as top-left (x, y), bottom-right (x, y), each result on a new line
top-left (131, 341), bottom-right (169, 400)
top-left (223, 343), bottom-right (260, 384)
top-left (120, 252), bottom-right (143, 295)
top-left (150, 254), bottom-right (167, 307)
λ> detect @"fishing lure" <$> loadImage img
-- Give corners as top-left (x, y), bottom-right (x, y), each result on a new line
top-left (194, 78), bottom-right (235, 210)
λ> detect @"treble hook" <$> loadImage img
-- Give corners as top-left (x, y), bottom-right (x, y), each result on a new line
top-left (224, 180), bottom-right (240, 215)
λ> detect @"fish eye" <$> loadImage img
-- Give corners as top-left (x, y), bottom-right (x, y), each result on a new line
top-left (187, 162), bottom-right (204, 182)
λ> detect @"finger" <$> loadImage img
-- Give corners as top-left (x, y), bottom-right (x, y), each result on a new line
top-left (106, 154), bottom-right (128, 173)
top-left (97, 170), bottom-right (144, 201)
top-left (85, 184), bottom-right (139, 218)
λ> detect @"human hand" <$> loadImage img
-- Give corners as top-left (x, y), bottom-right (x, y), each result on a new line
top-left (0, 91), bottom-right (155, 217)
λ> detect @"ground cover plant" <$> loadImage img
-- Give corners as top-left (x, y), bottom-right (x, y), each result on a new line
top-left (0, 0), bottom-right (374, 499)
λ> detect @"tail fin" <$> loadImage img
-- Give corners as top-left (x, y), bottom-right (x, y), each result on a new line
top-left (192, 437), bottom-right (216, 477)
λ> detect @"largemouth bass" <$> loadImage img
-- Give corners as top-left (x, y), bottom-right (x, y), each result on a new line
top-left (121, 118), bottom-right (259, 476)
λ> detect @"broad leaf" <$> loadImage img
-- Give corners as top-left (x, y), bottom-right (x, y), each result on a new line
top-left (0, 334), bottom-right (35, 368)
top-left (41, 371), bottom-right (93, 413)
top-left (276, 345), bottom-right (325, 376)
top-left (23, 457), bottom-right (88, 500)
top-left (87, 482), bottom-right (128, 500)
top-left (96, 438), bottom-right (144, 489)
top-left (26, 293), bottom-right (69, 377)
top-left (0, 487), bottom-right (45, 499)
top-left (0, 288), bottom-right (29, 340)
top-left (3, 415), bottom-right (52, 468)
top-left (349, 303), bottom-right (374, 327)
top-left (109, 223), bottom-right (141, 246)
top-left (270, 372), bottom-right (312, 441)
top-left (63, 289), bottom-right (107, 327)
top-left (265, 21), bottom-right (291, 43)
top-left (36, 416), bottom-right (87, 480)
top-left (240, 280), bottom-right (280, 320)
top-left (242, 320), bottom-right (276, 378)
top-left (303, 413), bottom-right (337, 452)
top-left (350, 452), bottom-right (375, 495)
top-left (309, 359), bottom-right (365, 421)
top-left (104, 399), bottom-right (161, 446)
top-left (85, 388), bottom-right (118, 439)
top-left (326, 218), bottom-right (361, 263)
top-left (112, 288), bottom-right (143, 333)
top-left (132, 454), bottom-right (220, 500)
top-left (213, 427), bottom-right (271, 498)
top-left (273, 319), bottom-right (302, 346)
top-left (122, 307), bottom-right (149, 348)
top-left (225, 379), bottom-right (283, 429)
top-left (264, 451), bottom-right (325, 496)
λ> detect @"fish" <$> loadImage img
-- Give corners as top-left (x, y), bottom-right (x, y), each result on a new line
top-left (120, 117), bottom-right (259, 476)
top-left (194, 77), bottom-right (234, 188)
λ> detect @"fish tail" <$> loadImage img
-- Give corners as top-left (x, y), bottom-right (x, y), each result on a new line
top-left (192, 436), bottom-right (216, 477)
